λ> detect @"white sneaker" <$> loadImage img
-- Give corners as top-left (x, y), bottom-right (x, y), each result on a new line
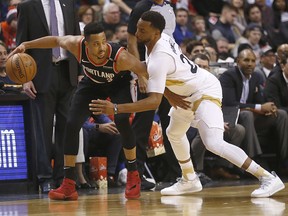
top-left (117, 168), bottom-right (127, 186)
top-left (161, 176), bottom-right (202, 196)
top-left (251, 171), bottom-right (285, 198)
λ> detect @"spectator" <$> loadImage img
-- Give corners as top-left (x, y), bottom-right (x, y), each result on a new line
top-left (272, 0), bottom-right (288, 44)
top-left (191, 15), bottom-right (209, 41)
top-left (83, 115), bottom-right (124, 187)
top-left (210, 3), bottom-right (240, 49)
top-left (255, 45), bottom-right (277, 85)
top-left (102, 2), bottom-right (121, 33)
top-left (204, 44), bottom-right (218, 63)
top-left (0, 41), bottom-right (12, 84)
top-left (232, 23), bottom-right (263, 60)
top-left (16, 0), bottom-right (81, 193)
top-left (0, 8), bottom-right (17, 51)
top-left (110, 0), bottom-right (133, 23)
top-left (254, 0), bottom-right (274, 27)
top-left (229, 0), bottom-right (247, 34)
top-left (219, 49), bottom-right (288, 161)
top-left (114, 23), bottom-right (128, 43)
top-left (245, 3), bottom-right (278, 49)
top-left (78, 5), bottom-right (95, 35)
top-left (186, 40), bottom-right (205, 60)
top-left (173, 8), bottom-right (194, 45)
top-left (264, 52), bottom-right (288, 112)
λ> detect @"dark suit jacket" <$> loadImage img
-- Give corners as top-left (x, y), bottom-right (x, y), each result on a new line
top-left (16, 0), bottom-right (80, 93)
top-left (219, 66), bottom-right (265, 109)
top-left (264, 70), bottom-right (288, 113)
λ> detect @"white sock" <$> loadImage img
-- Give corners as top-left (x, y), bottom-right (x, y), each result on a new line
top-left (179, 160), bottom-right (196, 181)
top-left (246, 160), bottom-right (273, 179)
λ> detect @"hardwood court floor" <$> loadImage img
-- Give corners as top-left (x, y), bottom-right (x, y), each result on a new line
top-left (0, 181), bottom-right (287, 216)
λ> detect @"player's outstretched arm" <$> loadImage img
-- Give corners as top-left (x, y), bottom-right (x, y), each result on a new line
top-left (89, 92), bottom-right (163, 115)
top-left (116, 49), bottom-right (148, 79)
top-left (8, 36), bottom-right (82, 59)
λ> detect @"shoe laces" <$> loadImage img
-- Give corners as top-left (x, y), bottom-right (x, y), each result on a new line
top-left (259, 176), bottom-right (273, 189)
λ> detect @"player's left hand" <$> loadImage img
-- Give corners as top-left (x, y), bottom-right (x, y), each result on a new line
top-left (89, 99), bottom-right (114, 115)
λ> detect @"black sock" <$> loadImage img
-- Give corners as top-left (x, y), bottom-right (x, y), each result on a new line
top-left (126, 159), bottom-right (137, 171)
top-left (64, 167), bottom-right (76, 181)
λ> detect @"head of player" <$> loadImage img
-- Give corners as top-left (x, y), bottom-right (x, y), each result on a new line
top-left (135, 11), bottom-right (165, 47)
top-left (84, 23), bottom-right (108, 60)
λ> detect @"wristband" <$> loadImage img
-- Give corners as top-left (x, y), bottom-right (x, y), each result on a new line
top-left (114, 103), bottom-right (118, 115)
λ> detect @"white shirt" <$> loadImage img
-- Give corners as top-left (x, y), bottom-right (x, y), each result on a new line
top-left (146, 33), bottom-right (221, 101)
top-left (41, 0), bottom-right (67, 60)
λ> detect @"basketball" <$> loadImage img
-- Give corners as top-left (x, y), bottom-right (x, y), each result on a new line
top-left (6, 53), bottom-right (37, 84)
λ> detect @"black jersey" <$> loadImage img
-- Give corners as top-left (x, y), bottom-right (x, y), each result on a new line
top-left (78, 38), bottom-right (129, 84)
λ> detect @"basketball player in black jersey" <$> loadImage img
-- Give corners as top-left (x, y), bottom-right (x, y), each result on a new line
top-left (9, 22), bottom-right (148, 200)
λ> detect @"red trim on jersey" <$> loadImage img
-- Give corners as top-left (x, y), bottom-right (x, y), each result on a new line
top-left (113, 47), bottom-right (125, 73)
top-left (77, 37), bottom-right (85, 63)
top-left (86, 43), bottom-right (112, 67)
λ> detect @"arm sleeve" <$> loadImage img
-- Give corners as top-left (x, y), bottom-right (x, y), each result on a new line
top-left (147, 52), bottom-right (175, 94)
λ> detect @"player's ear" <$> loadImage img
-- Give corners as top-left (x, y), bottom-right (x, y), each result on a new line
top-left (84, 41), bottom-right (88, 46)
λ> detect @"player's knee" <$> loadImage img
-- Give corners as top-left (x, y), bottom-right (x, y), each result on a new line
top-left (203, 138), bottom-right (225, 157)
top-left (166, 126), bottom-right (179, 142)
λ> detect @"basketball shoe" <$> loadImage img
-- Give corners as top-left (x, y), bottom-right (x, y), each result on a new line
top-left (125, 170), bottom-right (141, 199)
top-left (251, 171), bottom-right (285, 198)
top-left (161, 176), bottom-right (202, 196)
top-left (48, 178), bottom-right (78, 201)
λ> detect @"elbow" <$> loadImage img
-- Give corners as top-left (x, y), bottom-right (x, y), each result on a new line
top-left (149, 95), bottom-right (162, 110)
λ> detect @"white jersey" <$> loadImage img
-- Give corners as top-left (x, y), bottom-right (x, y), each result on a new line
top-left (146, 33), bottom-right (222, 102)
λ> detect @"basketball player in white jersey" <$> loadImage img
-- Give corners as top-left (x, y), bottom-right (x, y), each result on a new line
top-left (89, 11), bottom-right (285, 198)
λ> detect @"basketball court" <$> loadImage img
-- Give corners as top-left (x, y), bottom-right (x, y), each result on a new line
top-left (0, 180), bottom-right (287, 215)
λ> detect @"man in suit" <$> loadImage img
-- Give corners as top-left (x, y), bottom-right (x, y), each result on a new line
top-left (265, 52), bottom-right (288, 112)
top-left (16, 0), bottom-right (81, 192)
top-left (219, 49), bottom-right (288, 161)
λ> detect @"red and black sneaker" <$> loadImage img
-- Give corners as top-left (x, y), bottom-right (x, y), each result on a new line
top-left (125, 170), bottom-right (141, 199)
top-left (48, 178), bottom-right (78, 201)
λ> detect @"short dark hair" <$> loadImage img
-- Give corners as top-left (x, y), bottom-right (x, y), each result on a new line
top-left (84, 22), bottom-right (105, 40)
top-left (191, 53), bottom-right (210, 63)
top-left (140, 11), bottom-right (165, 33)
top-left (186, 41), bottom-right (203, 54)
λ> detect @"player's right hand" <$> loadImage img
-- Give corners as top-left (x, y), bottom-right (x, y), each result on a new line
top-left (23, 81), bottom-right (37, 99)
top-left (7, 44), bottom-right (26, 59)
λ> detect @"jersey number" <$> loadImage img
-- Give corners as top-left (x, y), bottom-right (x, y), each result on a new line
top-left (180, 54), bottom-right (197, 74)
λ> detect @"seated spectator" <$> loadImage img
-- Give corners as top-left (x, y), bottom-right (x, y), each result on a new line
top-left (0, 8), bottom-right (17, 51)
top-left (114, 23), bottom-right (128, 43)
top-left (232, 23), bottom-right (263, 61)
top-left (186, 40), bottom-right (205, 60)
top-left (271, 43), bottom-right (288, 75)
top-left (101, 2), bottom-right (121, 33)
top-left (255, 45), bottom-right (277, 85)
top-left (204, 44), bottom-right (218, 63)
top-left (264, 51), bottom-right (288, 113)
top-left (219, 48), bottom-right (288, 163)
top-left (83, 114), bottom-right (124, 187)
top-left (210, 3), bottom-right (241, 50)
top-left (245, 3), bottom-right (278, 49)
top-left (190, 53), bottom-right (244, 181)
top-left (78, 5), bottom-right (95, 35)
top-left (173, 8), bottom-right (194, 45)
top-left (254, 0), bottom-right (274, 27)
top-left (272, 0), bottom-right (288, 45)
top-left (0, 41), bottom-right (21, 94)
top-left (191, 15), bottom-right (210, 41)
top-left (229, 0), bottom-right (247, 35)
